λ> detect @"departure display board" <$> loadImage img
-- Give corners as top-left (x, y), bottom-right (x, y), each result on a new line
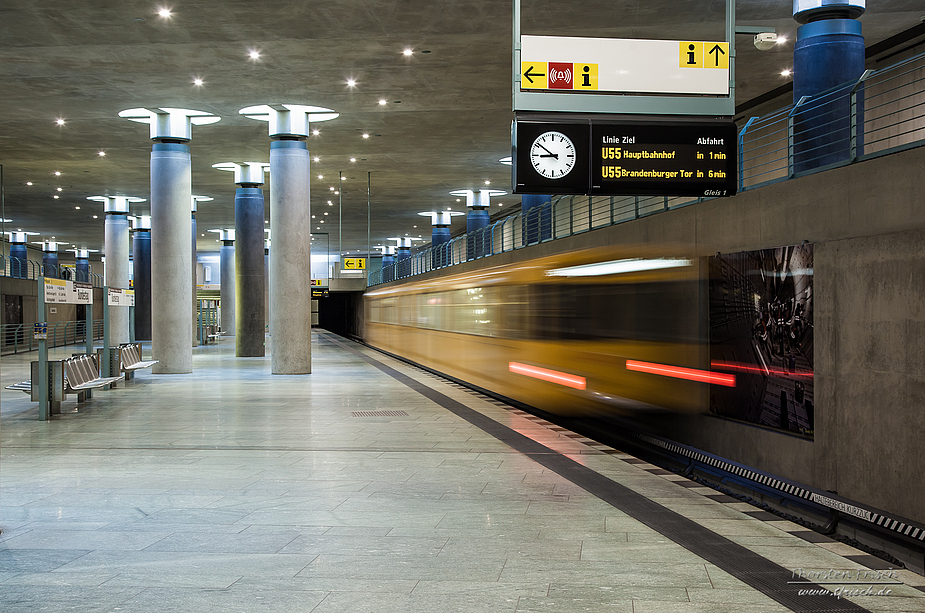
top-left (591, 120), bottom-right (737, 197)
top-left (513, 115), bottom-right (737, 198)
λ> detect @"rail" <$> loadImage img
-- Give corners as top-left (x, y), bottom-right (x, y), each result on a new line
top-left (0, 320), bottom-right (104, 356)
top-left (0, 255), bottom-right (104, 286)
top-left (370, 50), bottom-right (925, 286)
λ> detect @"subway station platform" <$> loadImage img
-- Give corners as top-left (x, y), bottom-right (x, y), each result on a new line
top-left (1, 331), bottom-right (925, 613)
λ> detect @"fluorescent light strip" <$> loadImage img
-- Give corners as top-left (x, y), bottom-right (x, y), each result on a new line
top-left (509, 362), bottom-right (586, 390)
top-left (546, 258), bottom-right (691, 278)
top-left (626, 360), bottom-right (736, 387)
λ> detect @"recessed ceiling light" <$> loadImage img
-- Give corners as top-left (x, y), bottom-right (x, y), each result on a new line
top-left (54, 195), bottom-right (60, 199)
top-left (350, 157), bottom-right (357, 163)
top-left (346, 78), bottom-right (357, 87)
top-left (158, 8), bottom-right (172, 18)
top-left (446, 207), bottom-right (451, 211)
top-left (403, 48), bottom-right (413, 56)
top-left (312, 129), bottom-right (320, 136)
top-left (312, 215), bottom-right (316, 219)
top-left (56, 118), bottom-right (65, 126)
top-left (313, 156), bottom-right (320, 162)
top-left (201, 233), bottom-right (205, 237)
top-left (413, 225), bottom-right (417, 228)
top-left (334, 191), bottom-right (339, 195)
top-left (484, 180), bottom-right (491, 185)
top-left (378, 99), bottom-right (387, 106)
top-left (248, 49), bottom-right (260, 60)
top-left (777, 36), bottom-right (787, 44)
top-left (362, 133), bottom-right (369, 139)
top-left (318, 174), bottom-right (323, 179)
top-left (329, 186), bottom-right (335, 191)
top-left (26, 182), bottom-right (33, 186)
top-left (781, 69), bottom-right (792, 77)
top-left (54, 171), bottom-right (61, 176)
top-left (93, 215), bottom-right (98, 218)
top-left (56, 187), bottom-right (63, 192)
top-left (193, 77), bottom-right (204, 86)
top-left (327, 201), bottom-right (332, 205)
top-left (98, 151), bottom-right (106, 157)
top-left (321, 220), bottom-right (325, 223)
top-left (75, 206), bottom-right (80, 210)
top-left (324, 212), bottom-right (328, 216)
top-left (456, 198), bottom-right (460, 202)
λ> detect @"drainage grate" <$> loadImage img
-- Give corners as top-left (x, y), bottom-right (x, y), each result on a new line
top-left (351, 410), bottom-right (409, 418)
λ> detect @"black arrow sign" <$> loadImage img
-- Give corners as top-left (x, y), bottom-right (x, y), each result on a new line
top-left (523, 65), bottom-right (545, 84)
top-left (708, 44), bottom-right (726, 66)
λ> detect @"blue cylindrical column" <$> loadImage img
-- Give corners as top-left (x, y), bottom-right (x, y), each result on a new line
top-left (521, 194), bottom-right (552, 245)
top-left (382, 250), bottom-right (395, 283)
top-left (219, 230), bottom-right (235, 336)
top-left (10, 233), bottom-right (27, 279)
top-left (42, 242), bottom-right (60, 279)
top-left (431, 226), bottom-right (451, 269)
top-left (132, 217), bottom-right (152, 341)
top-left (235, 187), bottom-right (266, 357)
top-left (75, 250), bottom-right (90, 282)
top-left (151, 142), bottom-right (193, 373)
top-left (792, 1), bottom-right (865, 172)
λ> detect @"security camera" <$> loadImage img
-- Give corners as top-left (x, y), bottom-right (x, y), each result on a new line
top-left (754, 32), bottom-right (778, 51)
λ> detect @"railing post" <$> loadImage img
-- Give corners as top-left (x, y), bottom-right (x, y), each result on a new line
top-left (738, 116), bottom-right (757, 192)
top-left (634, 196), bottom-right (639, 219)
top-left (609, 196), bottom-right (614, 225)
top-left (850, 70), bottom-right (872, 163)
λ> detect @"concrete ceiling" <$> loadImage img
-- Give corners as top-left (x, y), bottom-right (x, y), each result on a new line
top-left (0, 1), bottom-right (922, 260)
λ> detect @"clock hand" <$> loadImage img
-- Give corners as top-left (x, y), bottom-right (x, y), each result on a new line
top-left (539, 153), bottom-right (559, 159)
top-left (536, 143), bottom-right (555, 156)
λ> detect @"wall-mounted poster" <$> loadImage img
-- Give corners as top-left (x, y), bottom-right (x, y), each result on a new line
top-left (709, 244), bottom-right (814, 436)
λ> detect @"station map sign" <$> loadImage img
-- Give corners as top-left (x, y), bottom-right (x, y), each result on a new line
top-left (513, 117), bottom-right (737, 198)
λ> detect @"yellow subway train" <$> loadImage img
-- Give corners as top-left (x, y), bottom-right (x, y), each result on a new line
top-left (364, 246), bottom-right (729, 417)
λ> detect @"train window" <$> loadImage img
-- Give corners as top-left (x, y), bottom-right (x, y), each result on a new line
top-left (530, 282), bottom-right (697, 342)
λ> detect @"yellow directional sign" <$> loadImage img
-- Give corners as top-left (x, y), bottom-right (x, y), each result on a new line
top-left (679, 42), bottom-right (703, 68)
top-left (520, 62), bottom-right (547, 89)
top-left (574, 63), bottom-right (599, 90)
top-left (311, 279), bottom-right (324, 286)
top-left (343, 258), bottom-right (366, 270)
top-left (680, 41), bottom-right (728, 69)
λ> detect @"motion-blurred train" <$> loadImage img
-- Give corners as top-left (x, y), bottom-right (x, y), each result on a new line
top-left (364, 246), bottom-right (731, 417)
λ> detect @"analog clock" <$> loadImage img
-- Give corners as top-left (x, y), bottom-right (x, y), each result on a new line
top-left (530, 131), bottom-right (576, 179)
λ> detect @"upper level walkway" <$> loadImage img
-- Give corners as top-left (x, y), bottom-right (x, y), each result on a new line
top-left (1, 331), bottom-right (924, 612)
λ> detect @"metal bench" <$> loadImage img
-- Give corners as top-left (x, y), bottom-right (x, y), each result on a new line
top-left (5, 354), bottom-right (122, 407)
top-left (119, 343), bottom-right (157, 379)
top-left (64, 354), bottom-right (123, 401)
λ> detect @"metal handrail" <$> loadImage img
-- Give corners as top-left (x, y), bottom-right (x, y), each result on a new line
top-left (0, 254), bottom-right (104, 287)
top-left (0, 320), bottom-right (104, 355)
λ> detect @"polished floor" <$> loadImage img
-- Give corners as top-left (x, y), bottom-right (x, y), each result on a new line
top-left (1, 331), bottom-right (924, 612)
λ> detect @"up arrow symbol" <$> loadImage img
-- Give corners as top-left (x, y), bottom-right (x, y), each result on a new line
top-left (708, 44), bottom-right (726, 66)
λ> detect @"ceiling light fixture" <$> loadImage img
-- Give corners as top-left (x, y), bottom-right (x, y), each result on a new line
top-left (312, 129), bottom-right (320, 136)
top-left (378, 99), bottom-right (387, 106)
top-left (403, 48), bottom-right (413, 56)
top-left (346, 78), bottom-right (357, 87)
top-left (53, 195), bottom-right (59, 199)
top-left (56, 118), bottom-right (65, 126)
top-left (54, 171), bottom-right (61, 176)
top-left (484, 180), bottom-right (491, 185)
top-left (93, 215), bottom-right (98, 218)
top-left (318, 175), bottom-right (323, 179)
top-left (350, 157), bottom-right (356, 162)
top-left (98, 151), bottom-right (106, 156)
top-left (56, 187), bottom-right (62, 192)
top-left (329, 186), bottom-right (335, 191)
top-left (75, 206), bottom-right (80, 210)
top-left (313, 156), bottom-right (320, 162)
top-left (158, 8), bottom-right (172, 18)
top-left (248, 49), bottom-right (260, 60)
top-left (193, 77), bottom-right (204, 86)
top-left (26, 182), bottom-right (33, 186)
top-left (777, 36), bottom-right (788, 44)
top-left (781, 69), bottom-right (792, 77)
top-left (362, 133), bottom-right (369, 139)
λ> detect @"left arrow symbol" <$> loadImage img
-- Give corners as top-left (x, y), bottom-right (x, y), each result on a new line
top-left (523, 65), bottom-right (545, 84)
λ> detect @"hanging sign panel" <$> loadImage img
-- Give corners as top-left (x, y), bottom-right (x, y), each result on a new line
top-left (514, 116), bottom-right (737, 197)
top-left (520, 36), bottom-right (729, 96)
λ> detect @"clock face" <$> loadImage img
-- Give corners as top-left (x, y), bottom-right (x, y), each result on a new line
top-left (530, 131), bottom-right (576, 179)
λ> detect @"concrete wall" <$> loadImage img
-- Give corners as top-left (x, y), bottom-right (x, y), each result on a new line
top-left (381, 144), bottom-right (925, 524)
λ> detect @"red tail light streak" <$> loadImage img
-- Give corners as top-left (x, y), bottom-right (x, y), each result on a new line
top-left (710, 360), bottom-right (814, 379)
top-left (626, 360), bottom-right (736, 387)
top-left (509, 362), bottom-right (587, 390)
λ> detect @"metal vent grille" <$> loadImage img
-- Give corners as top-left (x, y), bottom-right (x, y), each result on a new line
top-left (351, 410), bottom-right (409, 418)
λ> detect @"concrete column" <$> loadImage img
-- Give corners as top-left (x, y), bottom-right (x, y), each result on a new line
top-left (132, 216), bottom-right (152, 341)
top-left (219, 230), bottom-right (235, 336)
top-left (792, 1), bottom-right (865, 172)
top-left (264, 239), bottom-right (270, 332)
top-left (42, 241), bottom-right (60, 279)
top-left (269, 140), bottom-right (312, 373)
top-left (235, 189), bottom-right (265, 356)
top-left (89, 195), bottom-right (144, 346)
top-left (120, 107), bottom-right (220, 373)
top-left (240, 103), bottom-right (339, 374)
top-left (213, 162), bottom-right (270, 357)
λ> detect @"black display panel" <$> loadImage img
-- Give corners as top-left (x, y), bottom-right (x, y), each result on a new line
top-left (591, 120), bottom-right (738, 197)
top-left (513, 120), bottom-right (591, 195)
